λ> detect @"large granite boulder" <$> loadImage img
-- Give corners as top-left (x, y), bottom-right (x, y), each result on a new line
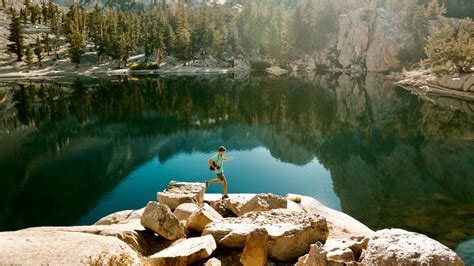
top-left (203, 209), bottom-right (329, 261)
top-left (157, 181), bottom-right (206, 210)
top-left (294, 194), bottom-right (373, 239)
top-left (240, 228), bottom-right (269, 266)
top-left (174, 203), bottom-right (199, 221)
top-left (149, 235), bottom-right (217, 265)
top-left (95, 208), bottom-right (145, 225)
top-left (239, 193), bottom-right (287, 215)
top-left (140, 201), bottom-right (185, 241)
top-left (361, 229), bottom-right (464, 265)
top-left (0, 227), bottom-right (144, 265)
top-left (186, 203), bottom-right (223, 233)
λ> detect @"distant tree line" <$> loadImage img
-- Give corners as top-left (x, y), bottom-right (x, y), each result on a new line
top-left (5, 0), bottom-right (339, 68)
top-left (5, 0), bottom-right (473, 72)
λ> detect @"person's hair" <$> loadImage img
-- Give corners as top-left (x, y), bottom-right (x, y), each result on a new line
top-left (218, 146), bottom-right (226, 152)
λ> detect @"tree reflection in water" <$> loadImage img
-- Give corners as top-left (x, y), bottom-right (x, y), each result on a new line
top-left (0, 73), bottom-right (472, 256)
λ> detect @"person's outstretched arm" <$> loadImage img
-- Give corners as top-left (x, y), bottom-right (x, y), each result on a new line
top-left (224, 157), bottom-right (234, 161)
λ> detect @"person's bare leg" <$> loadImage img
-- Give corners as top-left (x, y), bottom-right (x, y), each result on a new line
top-left (205, 178), bottom-right (221, 188)
top-left (207, 179), bottom-right (221, 185)
top-left (222, 180), bottom-right (228, 196)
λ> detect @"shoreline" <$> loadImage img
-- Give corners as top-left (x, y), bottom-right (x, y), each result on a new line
top-left (391, 70), bottom-right (474, 102)
top-left (0, 181), bottom-right (465, 265)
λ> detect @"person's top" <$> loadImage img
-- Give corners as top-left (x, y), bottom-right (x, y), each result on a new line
top-left (210, 153), bottom-right (224, 174)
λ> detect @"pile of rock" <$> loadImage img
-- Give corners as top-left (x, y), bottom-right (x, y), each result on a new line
top-left (0, 181), bottom-right (465, 265)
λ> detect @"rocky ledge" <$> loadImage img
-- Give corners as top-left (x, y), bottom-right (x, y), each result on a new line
top-left (0, 181), bottom-right (465, 265)
top-left (394, 70), bottom-right (474, 102)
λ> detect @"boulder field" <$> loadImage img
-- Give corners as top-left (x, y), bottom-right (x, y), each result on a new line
top-left (0, 181), bottom-right (464, 265)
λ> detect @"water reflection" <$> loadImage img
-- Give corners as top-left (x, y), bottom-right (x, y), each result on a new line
top-left (0, 73), bottom-right (472, 261)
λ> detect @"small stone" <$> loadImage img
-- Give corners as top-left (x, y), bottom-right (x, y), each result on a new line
top-left (204, 257), bottom-right (222, 266)
top-left (140, 201), bottom-right (185, 241)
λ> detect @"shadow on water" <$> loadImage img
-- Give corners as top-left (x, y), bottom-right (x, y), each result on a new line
top-left (0, 73), bottom-right (473, 262)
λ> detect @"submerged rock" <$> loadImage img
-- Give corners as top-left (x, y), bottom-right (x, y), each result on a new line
top-left (140, 201), bottom-right (185, 241)
top-left (361, 229), bottom-right (464, 265)
top-left (203, 209), bottom-right (329, 261)
top-left (265, 66), bottom-right (288, 76)
top-left (157, 181), bottom-right (206, 210)
top-left (149, 235), bottom-right (216, 265)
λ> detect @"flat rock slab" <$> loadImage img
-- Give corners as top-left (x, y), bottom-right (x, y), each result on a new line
top-left (141, 201), bottom-right (185, 241)
top-left (157, 181), bottom-right (206, 210)
top-left (150, 234), bottom-right (216, 266)
top-left (95, 208), bottom-right (145, 225)
top-left (0, 228), bottom-right (143, 265)
top-left (362, 229), bottom-right (464, 265)
top-left (203, 209), bottom-right (329, 261)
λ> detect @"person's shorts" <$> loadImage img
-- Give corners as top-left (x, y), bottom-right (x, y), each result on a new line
top-left (217, 173), bottom-right (226, 181)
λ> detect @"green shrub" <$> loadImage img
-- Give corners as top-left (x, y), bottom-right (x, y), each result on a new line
top-left (422, 18), bottom-right (474, 73)
top-left (130, 63), bottom-right (159, 70)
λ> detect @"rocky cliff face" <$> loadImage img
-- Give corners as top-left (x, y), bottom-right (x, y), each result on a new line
top-left (294, 6), bottom-right (460, 73)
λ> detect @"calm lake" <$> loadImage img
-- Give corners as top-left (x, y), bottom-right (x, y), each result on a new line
top-left (0, 73), bottom-right (473, 262)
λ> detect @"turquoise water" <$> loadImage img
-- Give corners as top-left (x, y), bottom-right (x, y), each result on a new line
top-left (0, 73), bottom-right (472, 262)
top-left (77, 148), bottom-right (340, 225)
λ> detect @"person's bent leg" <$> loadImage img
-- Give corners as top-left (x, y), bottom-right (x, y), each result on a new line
top-left (207, 179), bottom-right (221, 184)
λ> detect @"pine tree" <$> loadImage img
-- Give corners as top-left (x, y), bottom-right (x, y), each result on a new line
top-left (41, 32), bottom-right (51, 55)
top-left (34, 36), bottom-right (43, 67)
top-left (174, 4), bottom-right (192, 59)
top-left (68, 18), bottom-right (86, 68)
top-left (426, 0), bottom-right (447, 19)
top-left (24, 45), bottom-right (33, 69)
top-left (7, 11), bottom-right (25, 62)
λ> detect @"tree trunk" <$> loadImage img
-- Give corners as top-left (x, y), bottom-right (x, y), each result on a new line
top-left (155, 49), bottom-right (161, 67)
